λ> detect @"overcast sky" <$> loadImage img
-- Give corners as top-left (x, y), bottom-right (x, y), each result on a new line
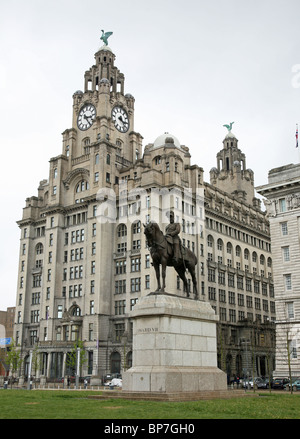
top-left (0, 0), bottom-right (299, 311)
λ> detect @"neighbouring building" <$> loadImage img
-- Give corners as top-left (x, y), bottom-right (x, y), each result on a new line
top-left (0, 307), bottom-right (15, 375)
top-left (256, 163), bottom-right (300, 378)
top-left (13, 38), bottom-right (275, 382)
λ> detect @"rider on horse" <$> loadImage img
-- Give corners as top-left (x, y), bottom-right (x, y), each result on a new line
top-left (165, 211), bottom-right (181, 264)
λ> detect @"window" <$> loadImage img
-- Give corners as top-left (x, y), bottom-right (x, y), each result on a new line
top-left (281, 222), bottom-right (288, 236)
top-left (117, 224), bottom-right (127, 237)
top-left (76, 180), bottom-right (89, 193)
top-left (115, 280), bottom-right (126, 294)
top-left (286, 302), bottom-right (295, 319)
top-left (117, 242), bottom-right (127, 253)
top-left (131, 257), bottom-right (141, 272)
top-left (228, 291), bottom-right (236, 305)
top-left (284, 274), bottom-right (292, 290)
top-left (132, 221), bottom-right (141, 234)
top-left (33, 274), bottom-right (41, 288)
top-left (90, 280), bottom-right (95, 294)
top-left (89, 323), bottom-right (94, 341)
top-left (131, 277), bottom-right (141, 292)
top-left (31, 310), bottom-right (40, 323)
top-left (115, 300), bottom-right (126, 315)
top-left (116, 260), bottom-right (126, 274)
top-left (57, 305), bottom-right (63, 319)
top-left (208, 268), bottom-right (215, 282)
top-left (90, 300), bottom-right (95, 314)
top-left (207, 235), bottom-right (213, 248)
top-left (282, 247), bottom-right (290, 262)
top-left (279, 198), bottom-right (286, 212)
top-left (132, 240), bottom-right (141, 251)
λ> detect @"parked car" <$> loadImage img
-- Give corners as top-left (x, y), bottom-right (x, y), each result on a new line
top-left (284, 379), bottom-right (300, 391)
top-left (272, 378), bottom-right (289, 389)
top-left (103, 373), bottom-right (122, 384)
top-left (256, 377), bottom-right (270, 389)
top-left (242, 377), bottom-right (260, 389)
top-left (104, 378), bottom-right (122, 387)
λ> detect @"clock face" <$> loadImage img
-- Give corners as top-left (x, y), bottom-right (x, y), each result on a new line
top-left (77, 104), bottom-right (96, 131)
top-left (112, 106), bottom-right (129, 133)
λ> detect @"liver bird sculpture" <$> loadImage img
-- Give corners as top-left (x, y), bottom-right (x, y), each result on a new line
top-left (100, 30), bottom-right (113, 46)
top-left (223, 122), bottom-right (234, 131)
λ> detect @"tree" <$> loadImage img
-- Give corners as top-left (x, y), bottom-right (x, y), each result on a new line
top-left (66, 340), bottom-right (86, 377)
top-left (5, 339), bottom-right (23, 388)
top-left (275, 325), bottom-right (300, 394)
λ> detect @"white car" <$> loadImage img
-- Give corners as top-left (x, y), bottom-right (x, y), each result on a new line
top-left (104, 378), bottom-right (122, 387)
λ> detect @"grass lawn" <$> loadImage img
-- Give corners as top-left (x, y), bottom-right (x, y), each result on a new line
top-left (0, 389), bottom-right (300, 419)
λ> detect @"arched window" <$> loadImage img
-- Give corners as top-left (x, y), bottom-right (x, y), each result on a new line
top-left (236, 245), bottom-right (241, 257)
top-left (132, 221), bottom-right (141, 234)
top-left (71, 306), bottom-right (81, 317)
top-left (207, 235), bottom-right (214, 248)
top-left (117, 224), bottom-right (127, 237)
top-left (227, 242), bottom-right (232, 254)
top-left (244, 248), bottom-right (249, 260)
top-left (217, 239), bottom-right (223, 251)
top-left (36, 243), bottom-right (43, 255)
top-left (95, 154), bottom-right (99, 164)
top-left (110, 351), bottom-right (121, 374)
top-left (76, 180), bottom-right (89, 193)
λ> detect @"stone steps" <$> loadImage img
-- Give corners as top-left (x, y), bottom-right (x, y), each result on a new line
top-left (89, 389), bottom-right (258, 402)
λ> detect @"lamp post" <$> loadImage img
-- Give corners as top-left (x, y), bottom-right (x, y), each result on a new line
top-left (27, 349), bottom-right (33, 390)
top-left (75, 347), bottom-right (80, 389)
top-left (241, 338), bottom-right (250, 392)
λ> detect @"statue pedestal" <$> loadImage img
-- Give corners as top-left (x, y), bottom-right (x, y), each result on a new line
top-left (123, 293), bottom-right (227, 393)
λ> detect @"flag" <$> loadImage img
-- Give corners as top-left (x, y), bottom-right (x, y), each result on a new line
top-left (296, 124), bottom-right (298, 148)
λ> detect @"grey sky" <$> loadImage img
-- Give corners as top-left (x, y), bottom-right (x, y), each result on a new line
top-left (0, 0), bottom-right (299, 310)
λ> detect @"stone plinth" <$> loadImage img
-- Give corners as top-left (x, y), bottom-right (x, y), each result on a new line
top-left (122, 293), bottom-right (227, 393)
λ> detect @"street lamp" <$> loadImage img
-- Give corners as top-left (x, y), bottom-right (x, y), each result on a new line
top-left (75, 347), bottom-right (80, 389)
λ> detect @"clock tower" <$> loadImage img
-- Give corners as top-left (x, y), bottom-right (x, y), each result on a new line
top-left (62, 41), bottom-right (143, 180)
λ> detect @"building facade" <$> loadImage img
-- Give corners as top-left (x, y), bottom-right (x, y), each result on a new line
top-left (13, 40), bottom-right (275, 382)
top-left (257, 163), bottom-right (300, 378)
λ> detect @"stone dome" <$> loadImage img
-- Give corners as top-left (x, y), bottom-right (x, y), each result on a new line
top-left (99, 45), bottom-right (112, 52)
top-left (224, 131), bottom-right (237, 140)
top-left (153, 132), bottom-right (181, 149)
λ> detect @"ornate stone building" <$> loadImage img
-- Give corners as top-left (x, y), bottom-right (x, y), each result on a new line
top-left (257, 163), bottom-right (300, 378)
top-left (13, 39), bottom-right (275, 382)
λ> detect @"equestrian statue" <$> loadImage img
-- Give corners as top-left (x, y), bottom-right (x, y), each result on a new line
top-left (144, 211), bottom-right (198, 299)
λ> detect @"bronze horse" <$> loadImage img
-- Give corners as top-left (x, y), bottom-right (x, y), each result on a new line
top-left (144, 221), bottom-right (198, 299)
